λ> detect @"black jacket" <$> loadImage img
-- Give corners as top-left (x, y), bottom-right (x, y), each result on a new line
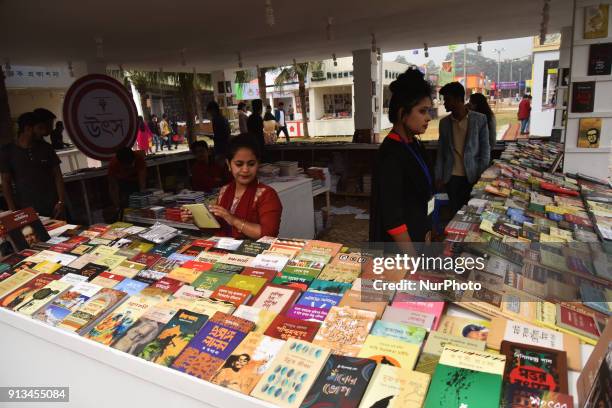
top-left (369, 134), bottom-right (433, 246)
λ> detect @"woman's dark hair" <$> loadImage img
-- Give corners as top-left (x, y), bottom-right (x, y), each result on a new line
top-left (116, 146), bottom-right (135, 165)
top-left (17, 112), bottom-right (37, 133)
top-left (469, 93), bottom-right (494, 124)
top-left (137, 116), bottom-right (145, 131)
top-left (56, 121), bottom-right (63, 128)
top-left (222, 354), bottom-right (251, 370)
top-left (237, 102), bottom-right (246, 110)
top-left (227, 133), bottom-right (261, 161)
top-left (251, 99), bottom-right (263, 114)
top-left (388, 67), bottom-right (433, 123)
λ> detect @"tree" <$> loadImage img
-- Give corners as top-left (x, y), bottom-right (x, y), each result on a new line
top-left (125, 70), bottom-right (159, 121)
top-left (257, 66), bottom-right (272, 101)
top-left (274, 61), bottom-right (320, 138)
top-left (443, 48), bottom-right (532, 84)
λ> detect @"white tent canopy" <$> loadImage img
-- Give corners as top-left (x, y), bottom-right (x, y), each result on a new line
top-left (0, 0), bottom-right (573, 71)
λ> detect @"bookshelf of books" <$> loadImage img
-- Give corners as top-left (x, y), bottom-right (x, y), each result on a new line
top-left (0, 139), bottom-right (610, 407)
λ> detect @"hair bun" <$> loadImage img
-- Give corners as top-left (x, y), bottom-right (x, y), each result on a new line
top-left (389, 67), bottom-right (426, 94)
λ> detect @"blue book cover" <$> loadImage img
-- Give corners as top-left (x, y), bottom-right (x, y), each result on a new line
top-left (167, 253), bottom-right (196, 264)
top-left (114, 278), bottom-right (149, 296)
top-left (370, 320), bottom-right (427, 344)
top-left (296, 290), bottom-right (342, 309)
top-left (308, 279), bottom-right (352, 295)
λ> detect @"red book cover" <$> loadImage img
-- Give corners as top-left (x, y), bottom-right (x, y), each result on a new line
top-left (264, 314), bottom-right (321, 341)
top-left (65, 236), bottom-right (90, 245)
top-left (211, 285), bottom-right (251, 307)
top-left (89, 224), bottom-right (110, 233)
top-left (130, 253), bottom-right (162, 267)
top-left (241, 267), bottom-right (277, 282)
top-left (557, 304), bottom-right (601, 339)
top-left (50, 242), bottom-right (78, 253)
top-left (181, 260), bottom-right (214, 272)
top-left (0, 274), bottom-right (60, 310)
top-left (539, 182), bottom-right (579, 197)
top-left (250, 284), bottom-right (300, 314)
top-left (154, 277), bottom-right (183, 293)
top-left (564, 214), bottom-right (593, 228)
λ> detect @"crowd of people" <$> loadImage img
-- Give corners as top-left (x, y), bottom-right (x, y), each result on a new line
top-left (2, 71), bottom-right (505, 245)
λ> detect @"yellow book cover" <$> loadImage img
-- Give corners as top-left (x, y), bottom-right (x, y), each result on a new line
top-left (357, 335), bottom-right (420, 371)
top-left (226, 274), bottom-right (267, 296)
top-left (91, 245), bottom-right (119, 257)
top-left (108, 266), bottom-right (139, 278)
top-left (438, 345), bottom-right (506, 375)
top-left (32, 260), bottom-right (61, 274)
top-left (167, 267), bottom-right (202, 284)
top-left (359, 365), bottom-right (430, 408)
top-left (94, 254), bottom-right (127, 270)
top-left (15, 280), bottom-right (72, 316)
top-left (182, 204), bottom-right (220, 228)
top-left (190, 296), bottom-right (236, 316)
top-left (0, 269), bottom-right (38, 298)
top-left (233, 305), bottom-right (278, 333)
top-left (584, 5), bottom-right (609, 39)
top-left (318, 263), bottom-right (361, 283)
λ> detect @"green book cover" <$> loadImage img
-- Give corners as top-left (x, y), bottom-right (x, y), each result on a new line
top-left (191, 271), bottom-right (233, 291)
top-left (211, 263), bottom-right (244, 275)
top-left (281, 264), bottom-right (321, 280)
top-left (424, 365), bottom-right (503, 408)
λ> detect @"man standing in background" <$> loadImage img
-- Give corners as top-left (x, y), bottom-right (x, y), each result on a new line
top-left (275, 102), bottom-right (290, 143)
top-left (237, 102), bottom-right (249, 134)
top-left (148, 114), bottom-right (161, 152)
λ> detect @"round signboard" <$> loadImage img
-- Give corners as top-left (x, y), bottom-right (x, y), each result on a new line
top-left (63, 74), bottom-right (137, 161)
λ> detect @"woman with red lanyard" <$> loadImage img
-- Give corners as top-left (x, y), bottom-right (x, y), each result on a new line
top-left (369, 68), bottom-right (434, 255)
top-left (183, 133), bottom-right (282, 239)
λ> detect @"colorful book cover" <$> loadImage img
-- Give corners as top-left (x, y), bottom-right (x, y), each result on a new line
top-left (313, 306), bottom-right (377, 356)
top-left (286, 304), bottom-right (330, 323)
top-left (90, 272), bottom-right (125, 288)
top-left (391, 298), bottom-right (445, 331)
top-left (85, 295), bottom-right (160, 346)
top-left (79, 262), bottom-right (107, 281)
top-left (500, 341), bottom-right (568, 393)
top-left (235, 241), bottom-right (271, 257)
top-left (112, 304), bottom-right (178, 356)
top-left (171, 311), bottom-right (255, 381)
top-left (91, 245), bottom-right (118, 258)
top-left (172, 285), bottom-right (207, 301)
top-left (194, 251), bottom-right (226, 265)
top-left (294, 251), bottom-right (331, 265)
top-left (190, 297), bottom-right (236, 317)
top-left (130, 252), bottom-right (162, 268)
top-left (0, 269), bottom-right (38, 299)
top-left (424, 346), bottom-right (506, 408)
top-left (264, 314), bottom-right (321, 341)
top-left (107, 265), bottom-right (139, 279)
top-left (371, 320), bottom-right (427, 345)
top-left (0, 273), bottom-right (59, 310)
top-left (317, 263), bottom-right (361, 283)
top-left (416, 331), bottom-right (486, 375)
top-left (192, 271), bottom-right (233, 292)
top-left (251, 339), bottom-right (331, 408)
top-left (437, 315), bottom-right (491, 341)
top-left (338, 290), bottom-right (387, 319)
top-left (139, 308), bottom-right (209, 366)
top-left (584, 4), bottom-right (609, 39)
top-left (211, 285), bottom-right (251, 307)
top-left (241, 266), bottom-right (277, 282)
top-left (302, 240), bottom-right (342, 257)
top-left (151, 257), bottom-right (185, 274)
top-left (300, 355), bottom-right (377, 408)
top-left (211, 262), bottom-right (245, 275)
top-left (226, 274), bottom-right (267, 296)
top-left (556, 303), bottom-right (601, 339)
top-left (14, 280), bottom-right (72, 316)
top-left (502, 384), bottom-right (574, 408)
top-left (250, 284), bottom-right (300, 314)
top-left (58, 288), bottom-right (127, 333)
top-left (357, 335), bottom-right (420, 372)
top-left (250, 253), bottom-right (290, 272)
top-left (139, 276), bottom-right (183, 299)
top-left (32, 260), bottom-right (62, 274)
top-left (94, 254), bottom-right (127, 270)
top-left (232, 305), bottom-right (278, 333)
top-left (180, 260), bottom-right (214, 272)
top-left (211, 332), bottom-right (284, 394)
top-left (308, 279), bottom-right (352, 295)
top-left (133, 269), bottom-right (166, 285)
top-left (296, 290), bottom-right (343, 309)
top-left (359, 364), bottom-right (431, 408)
top-left (114, 278), bottom-right (149, 296)
top-left (272, 272), bottom-right (312, 292)
top-left (32, 282), bottom-right (102, 326)
top-left (167, 266), bottom-right (203, 284)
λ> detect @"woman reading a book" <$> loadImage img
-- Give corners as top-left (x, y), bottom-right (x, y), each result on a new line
top-left (182, 134), bottom-right (282, 239)
top-left (369, 68), bottom-right (434, 254)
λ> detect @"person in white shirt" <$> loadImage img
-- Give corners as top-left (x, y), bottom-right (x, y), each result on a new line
top-left (274, 102), bottom-right (290, 143)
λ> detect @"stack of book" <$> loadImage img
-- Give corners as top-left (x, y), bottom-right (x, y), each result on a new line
top-left (275, 161), bottom-right (299, 177)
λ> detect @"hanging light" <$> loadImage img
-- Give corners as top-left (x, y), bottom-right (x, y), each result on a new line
top-left (238, 52), bottom-right (243, 68)
top-left (477, 36), bottom-right (482, 52)
top-left (371, 33), bottom-right (377, 53)
top-left (540, 0), bottom-right (551, 44)
top-left (327, 17), bottom-right (334, 41)
top-left (424, 43), bottom-right (429, 58)
top-left (68, 61), bottom-right (74, 77)
top-left (265, 0), bottom-right (275, 27)
top-left (376, 47), bottom-right (381, 62)
top-left (332, 53), bottom-right (337, 66)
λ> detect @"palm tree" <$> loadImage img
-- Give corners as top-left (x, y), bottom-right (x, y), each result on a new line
top-left (126, 70), bottom-right (160, 121)
top-left (0, 67), bottom-right (13, 144)
top-left (274, 61), bottom-right (320, 138)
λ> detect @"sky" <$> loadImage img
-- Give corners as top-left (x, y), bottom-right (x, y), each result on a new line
top-left (384, 36), bottom-right (534, 66)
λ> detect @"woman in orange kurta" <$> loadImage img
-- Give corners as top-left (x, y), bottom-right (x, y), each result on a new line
top-left (184, 133), bottom-right (282, 239)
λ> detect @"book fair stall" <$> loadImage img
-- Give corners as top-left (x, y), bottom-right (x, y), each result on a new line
top-left (1, 136), bottom-right (611, 408)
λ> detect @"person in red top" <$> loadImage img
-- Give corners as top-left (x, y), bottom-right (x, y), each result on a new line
top-left (517, 94), bottom-right (532, 135)
top-left (190, 140), bottom-right (227, 192)
top-left (183, 134), bottom-right (282, 239)
top-left (108, 147), bottom-right (147, 214)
